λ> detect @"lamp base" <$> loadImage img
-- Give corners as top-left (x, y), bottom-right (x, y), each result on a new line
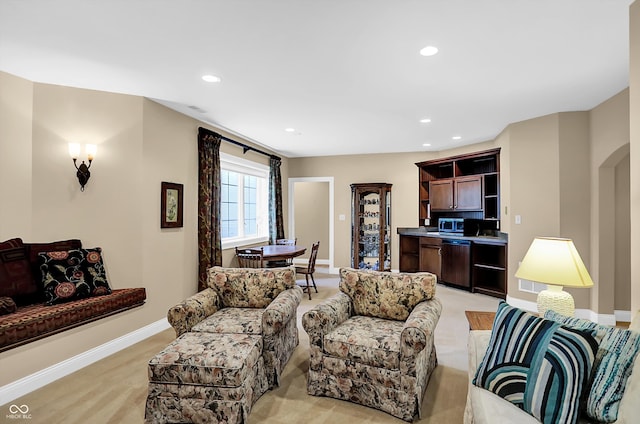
top-left (537, 285), bottom-right (574, 317)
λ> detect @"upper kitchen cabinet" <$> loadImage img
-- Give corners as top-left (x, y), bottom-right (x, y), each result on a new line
top-left (416, 148), bottom-right (500, 226)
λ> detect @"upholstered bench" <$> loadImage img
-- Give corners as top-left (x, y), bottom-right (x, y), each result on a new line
top-left (145, 332), bottom-right (269, 424)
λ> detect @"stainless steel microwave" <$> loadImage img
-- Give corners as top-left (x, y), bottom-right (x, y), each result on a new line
top-left (438, 217), bottom-right (464, 234)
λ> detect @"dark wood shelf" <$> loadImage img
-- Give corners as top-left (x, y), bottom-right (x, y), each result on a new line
top-left (473, 263), bottom-right (506, 271)
top-left (473, 286), bottom-right (506, 299)
top-left (415, 148), bottom-right (501, 226)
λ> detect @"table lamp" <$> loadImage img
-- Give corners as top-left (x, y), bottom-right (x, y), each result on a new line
top-left (514, 237), bottom-right (594, 317)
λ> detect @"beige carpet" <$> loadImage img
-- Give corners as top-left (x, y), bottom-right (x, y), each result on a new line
top-left (5, 274), bottom-right (499, 423)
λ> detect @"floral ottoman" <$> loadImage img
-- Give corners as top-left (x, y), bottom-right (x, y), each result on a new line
top-left (145, 332), bottom-right (269, 424)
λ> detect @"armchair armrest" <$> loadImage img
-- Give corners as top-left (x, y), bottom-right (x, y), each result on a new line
top-left (302, 291), bottom-right (352, 347)
top-left (263, 285), bottom-right (303, 336)
top-left (401, 297), bottom-right (442, 355)
top-left (167, 288), bottom-right (222, 336)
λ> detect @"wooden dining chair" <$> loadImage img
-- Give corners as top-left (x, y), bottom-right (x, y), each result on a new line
top-left (296, 241), bottom-right (319, 300)
top-left (276, 238), bottom-right (297, 246)
top-left (235, 247), bottom-right (265, 268)
top-left (269, 238), bottom-right (298, 267)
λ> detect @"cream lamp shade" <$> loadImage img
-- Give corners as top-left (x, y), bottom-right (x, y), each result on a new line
top-left (514, 237), bottom-right (594, 317)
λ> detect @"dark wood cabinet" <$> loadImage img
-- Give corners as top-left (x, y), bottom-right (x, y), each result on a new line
top-left (351, 183), bottom-right (392, 271)
top-left (420, 238), bottom-right (442, 280)
top-left (441, 240), bottom-right (471, 288)
top-left (429, 176), bottom-right (483, 212)
top-left (416, 148), bottom-right (500, 226)
top-left (398, 232), bottom-right (507, 298)
top-left (472, 241), bottom-right (507, 299)
top-left (399, 236), bottom-right (419, 272)
top-left (428, 180), bottom-right (453, 210)
top-left (454, 176), bottom-right (483, 210)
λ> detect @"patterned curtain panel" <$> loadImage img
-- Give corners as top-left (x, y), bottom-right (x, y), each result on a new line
top-left (197, 128), bottom-right (222, 291)
top-left (268, 157), bottom-right (285, 244)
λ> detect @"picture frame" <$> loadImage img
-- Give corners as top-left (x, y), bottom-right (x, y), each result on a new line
top-left (161, 182), bottom-right (183, 228)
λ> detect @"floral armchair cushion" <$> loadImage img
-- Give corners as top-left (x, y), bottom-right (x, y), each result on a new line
top-left (338, 267), bottom-right (437, 321)
top-left (207, 266), bottom-right (296, 308)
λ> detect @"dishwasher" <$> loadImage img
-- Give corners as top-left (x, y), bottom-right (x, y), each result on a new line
top-left (440, 239), bottom-right (471, 289)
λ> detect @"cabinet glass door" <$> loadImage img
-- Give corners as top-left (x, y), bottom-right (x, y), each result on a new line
top-left (351, 183), bottom-right (392, 271)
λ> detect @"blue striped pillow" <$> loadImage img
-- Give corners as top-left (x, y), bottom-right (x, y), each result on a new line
top-left (544, 310), bottom-right (640, 422)
top-left (474, 302), bottom-right (601, 424)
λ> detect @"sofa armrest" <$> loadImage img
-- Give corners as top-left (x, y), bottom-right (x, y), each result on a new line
top-left (468, 330), bottom-right (492, 381)
top-left (302, 291), bottom-right (352, 347)
top-left (167, 288), bottom-right (221, 336)
top-left (401, 297), bottom-right (442, 354)
top-left (262, 285), bottom-right (303, 336)
top-left (465, 330), bottom-right (492, 424)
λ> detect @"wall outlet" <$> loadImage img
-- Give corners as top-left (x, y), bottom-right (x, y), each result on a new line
top-left (515, 215), bottom-right (522, 224)
top-left (339, 214), bottom-right (346, 221)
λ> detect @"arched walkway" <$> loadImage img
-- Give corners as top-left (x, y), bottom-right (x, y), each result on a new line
top-left (594, 143), bottom-right (630, 322)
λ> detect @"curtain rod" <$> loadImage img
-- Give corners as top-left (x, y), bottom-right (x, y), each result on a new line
top-left (199, 127), bottom-right (281, 161)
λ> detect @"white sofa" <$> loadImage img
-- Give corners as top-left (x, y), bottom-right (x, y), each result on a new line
top-left (465, 312), bottom-right (640, 424)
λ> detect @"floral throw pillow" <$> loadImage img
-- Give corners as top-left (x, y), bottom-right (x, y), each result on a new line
top-left (38, 248), bottom-right (111, 305)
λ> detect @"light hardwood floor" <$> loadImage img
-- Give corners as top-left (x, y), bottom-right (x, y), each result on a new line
top-left (3, 275), bottom-right (500, 423)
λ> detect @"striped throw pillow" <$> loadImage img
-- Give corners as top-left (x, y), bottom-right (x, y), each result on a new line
top-left (474, 302), bottom-right (601, 424)
top-left (545, 310), bottom-right (640, 422)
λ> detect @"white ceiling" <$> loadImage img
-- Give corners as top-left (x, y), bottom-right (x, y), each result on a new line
top-left (0, 0), bottom-right (633, 158)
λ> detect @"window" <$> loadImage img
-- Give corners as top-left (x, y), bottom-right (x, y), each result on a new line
top-left (220, 152), bottom-right (269, 248)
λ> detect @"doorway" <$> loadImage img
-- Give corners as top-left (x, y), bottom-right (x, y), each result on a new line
top-left (596, 145), bottom-right (630, 323)
top-left (287, 177), bottom-right (334, 272)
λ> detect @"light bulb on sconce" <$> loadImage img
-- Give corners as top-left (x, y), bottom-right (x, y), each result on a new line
top-left (68, 143), bottom-right (97, 191)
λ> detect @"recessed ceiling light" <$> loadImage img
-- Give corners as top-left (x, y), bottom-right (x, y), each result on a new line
top-left (284, 128), bottom-right (296, 133)
top-left (419, 46), bottom-right (439, 57)
top-left (422, 143), bottom-right (431, 147)
top-left (420, 118), bottom-right (432, 123)
top-left (202, 74), bottom-right (221, 83)
top-left (452, 136), bottom-right (462, 140)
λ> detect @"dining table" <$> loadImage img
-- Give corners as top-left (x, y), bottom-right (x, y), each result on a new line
top-left (261, 244), bottom-right (306, 262)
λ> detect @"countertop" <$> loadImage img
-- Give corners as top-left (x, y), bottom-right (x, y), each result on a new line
top-left (397, 227), bottom-right (508, 244)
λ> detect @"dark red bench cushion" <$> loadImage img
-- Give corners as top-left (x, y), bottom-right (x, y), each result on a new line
top-left (0, 287), bottom-right (146, 352)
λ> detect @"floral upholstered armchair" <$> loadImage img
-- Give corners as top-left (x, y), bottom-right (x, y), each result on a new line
top-left (167, 266), bottom-right (303, 388)
top-left (302, 267), bottom-right (442, 422)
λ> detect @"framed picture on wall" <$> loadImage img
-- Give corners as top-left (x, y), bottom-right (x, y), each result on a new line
top-left (161, 182), bottom-right (183, 228)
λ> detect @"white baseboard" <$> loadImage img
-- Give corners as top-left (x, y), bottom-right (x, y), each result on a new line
top-left (505, 295), bottom-right (621, 325)
top-left (0, 318), bottom-right (170, 406)
top-left (292, 258), bottom-right (330, 266)
top-left (615, 310), bottom-right (633, 323)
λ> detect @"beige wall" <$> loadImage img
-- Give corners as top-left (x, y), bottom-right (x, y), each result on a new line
top-left (2, 1), bottom-right (639, 384)
top-left (615, 156), bottom-right (631, 311)
top-left (287, 141), bottom-right (499, 270)
top-left (0, 72), bottom-right (286, 386)
top-left (589, 89), bottom-right (631, 315)
top-left (558, 112), bottom-right (592, 309)
top-left (293, 181), bottom-right (330, 260)
top-left (631, 0), bottom-right (640, 314)
top-left (0, 72), bottom-right (33, 238)
top-left (503, 114), bottom-right (562, 305)
top-left (288, 101), bottom-right (630, 316)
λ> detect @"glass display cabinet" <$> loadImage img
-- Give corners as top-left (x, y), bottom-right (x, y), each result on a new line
top-left (351, 183), bottom-right (392, 271)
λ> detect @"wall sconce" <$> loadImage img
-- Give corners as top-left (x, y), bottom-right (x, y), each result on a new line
top-left (68, 143), bottom-right (97, 191)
